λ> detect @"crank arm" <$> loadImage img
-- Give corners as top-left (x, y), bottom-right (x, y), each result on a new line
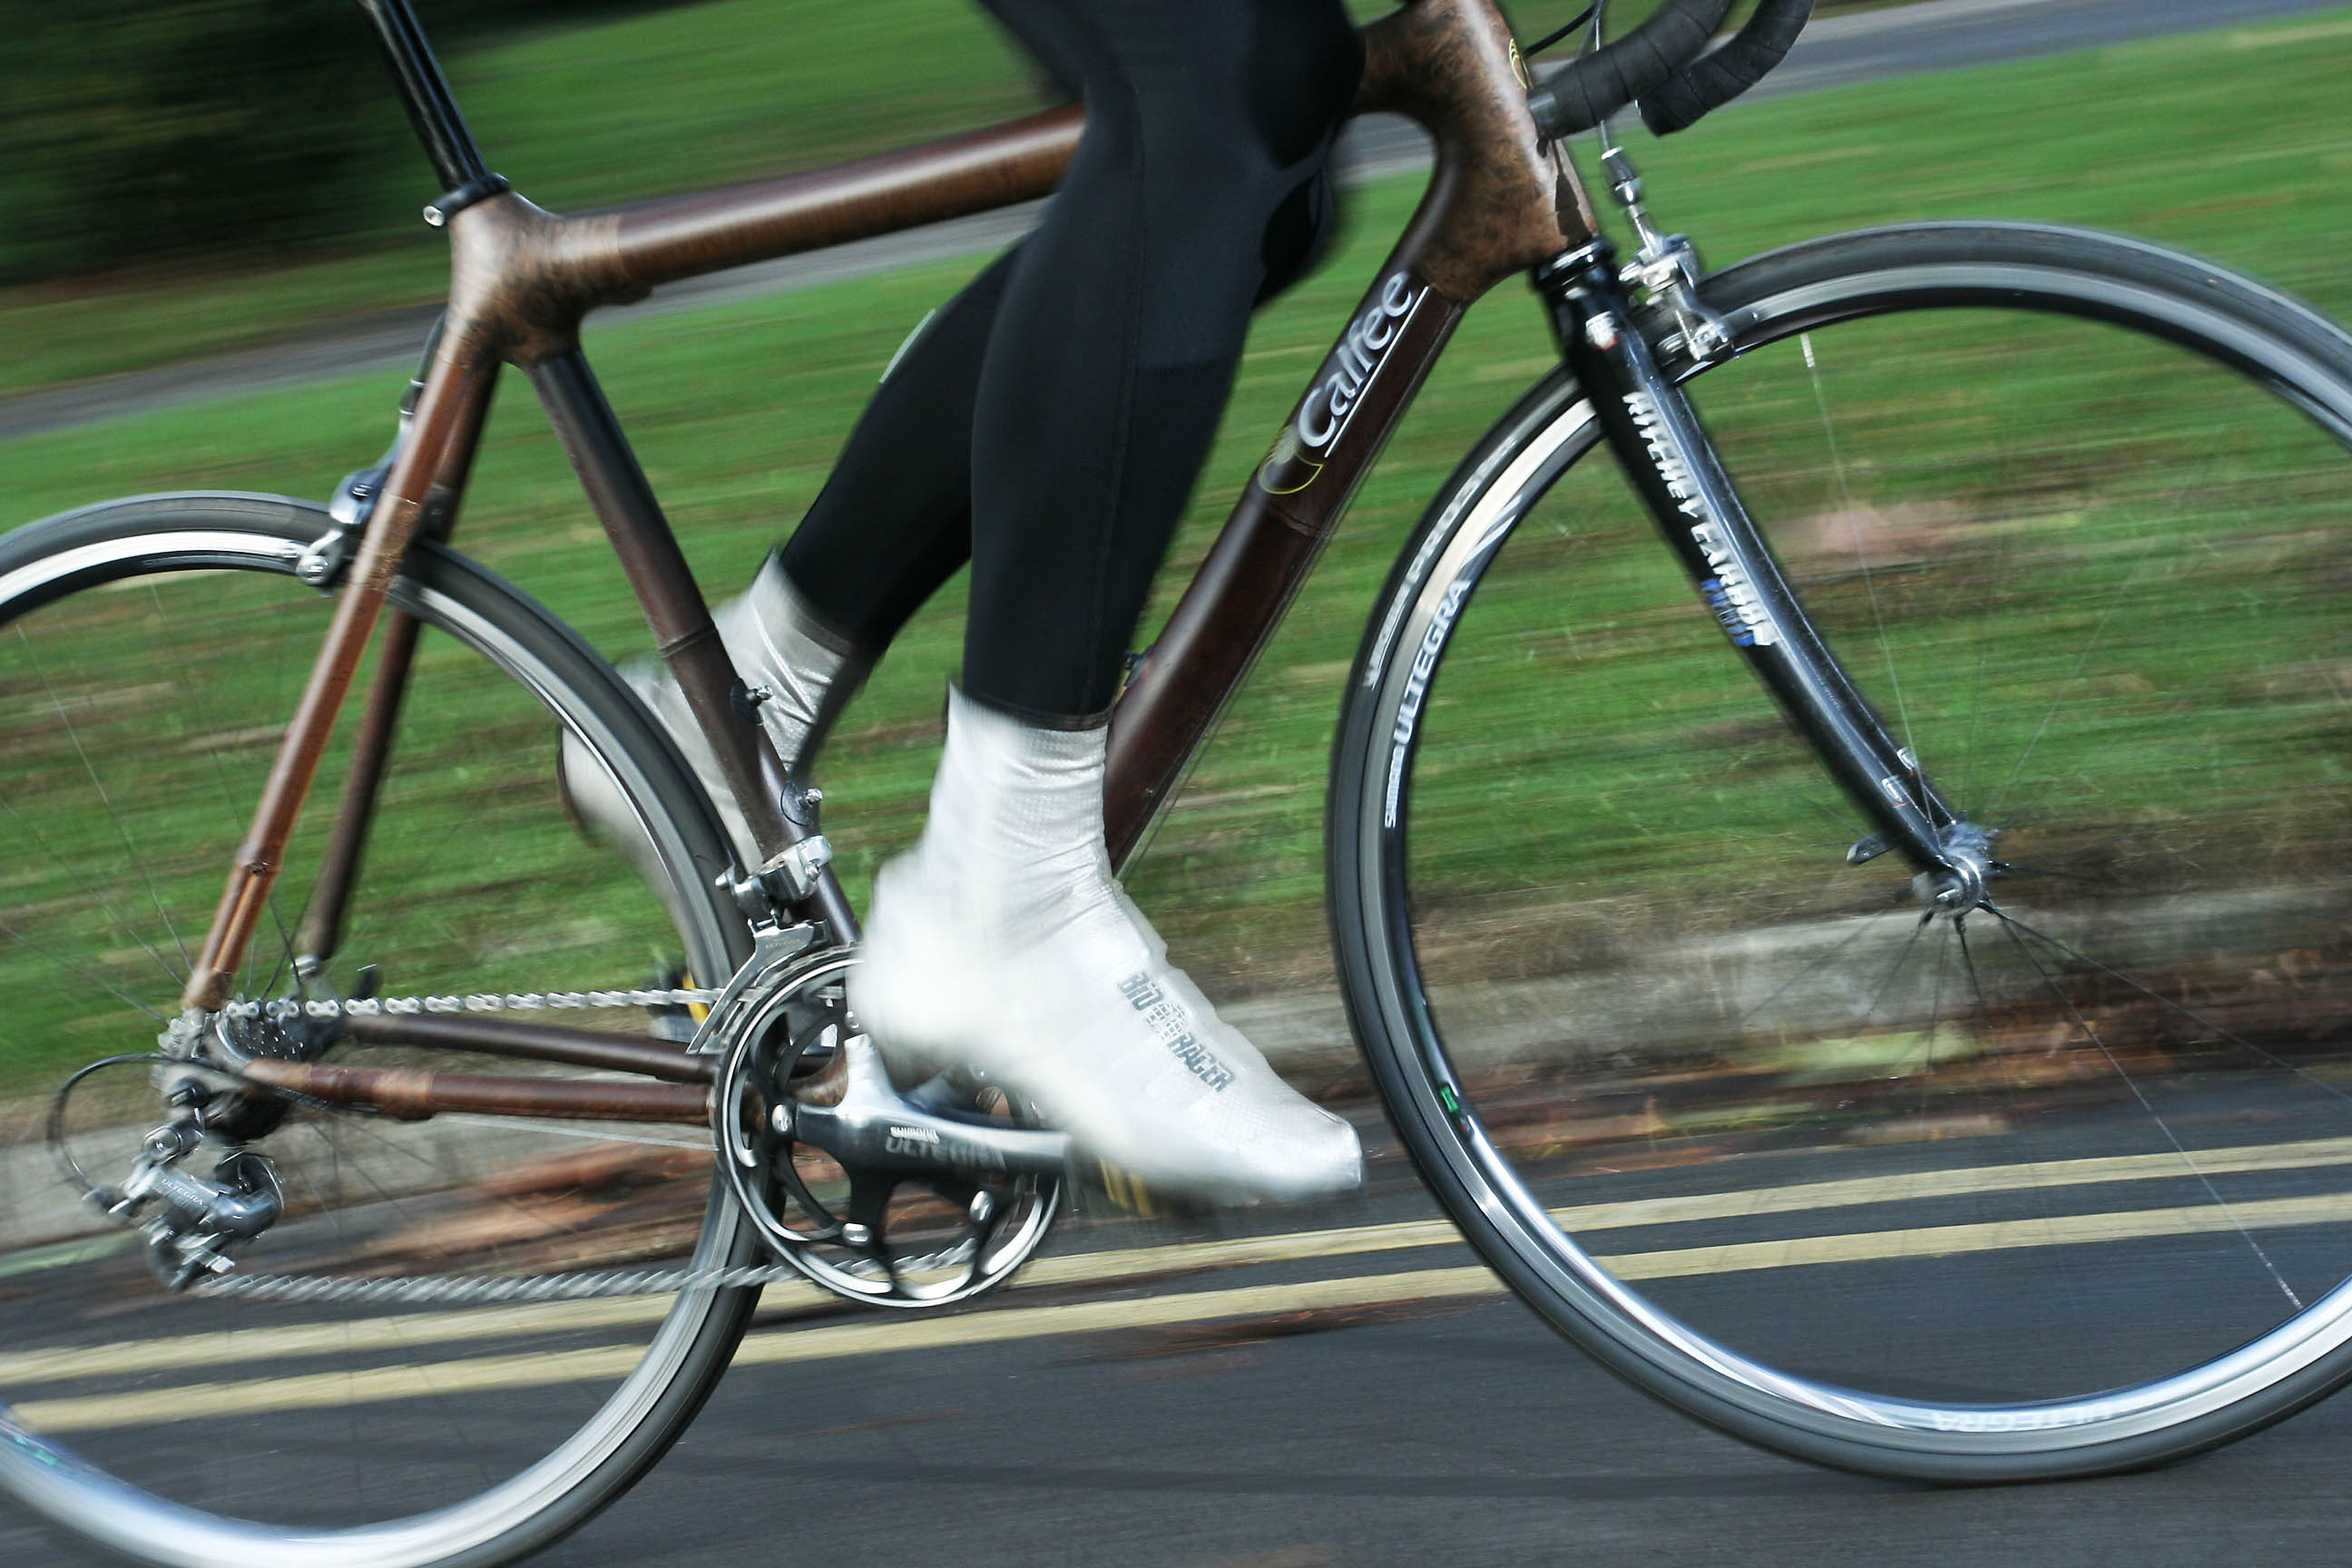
top-left (789, 1102), bottom-right (1073, 1179)
top-left (786, 1034), bottom-right (1072, 1179)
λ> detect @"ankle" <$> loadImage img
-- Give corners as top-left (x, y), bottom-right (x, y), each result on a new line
top-left (889, 687), bottom-right (1122, 919)
top-left (713, 556), bottom-right (873, 772)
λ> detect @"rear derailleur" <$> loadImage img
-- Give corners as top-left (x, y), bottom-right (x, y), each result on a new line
top-left (57, 1080), bottom-right (284, 1290)
top-left (52, 1004), bottom-right (336, 1289)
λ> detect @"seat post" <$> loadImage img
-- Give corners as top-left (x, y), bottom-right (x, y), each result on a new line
top-left (350, 0), bottom-right (491, 192)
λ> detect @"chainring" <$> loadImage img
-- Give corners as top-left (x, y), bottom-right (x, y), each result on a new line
top-left (710, 946), bottom-right (1062, 1308)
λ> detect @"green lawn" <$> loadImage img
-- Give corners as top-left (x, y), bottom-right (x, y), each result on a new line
top-left (0, 7), bottom-right (2349, 1077)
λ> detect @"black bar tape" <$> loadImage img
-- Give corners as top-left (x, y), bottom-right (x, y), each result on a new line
top-left (1526, 0), bottom-right (1738, 138)
top-left (1639, 0), bottom-right (1814, 135)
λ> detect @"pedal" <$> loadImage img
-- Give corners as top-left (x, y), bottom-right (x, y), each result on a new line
top-left (642, 962), bottom-right (708, 1043)
top-left (1092, 1160), bottom-right (1158, 1219)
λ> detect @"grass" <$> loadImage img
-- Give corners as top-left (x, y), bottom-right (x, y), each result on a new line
top-left (1, 6), bottom-right (2350, 1079)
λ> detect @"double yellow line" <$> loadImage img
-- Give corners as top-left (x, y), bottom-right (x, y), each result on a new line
top-left (13, 1133), bottom-right (2352, 1433)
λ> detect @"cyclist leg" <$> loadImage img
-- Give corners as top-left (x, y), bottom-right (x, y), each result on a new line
top-left (575, 0), bottom-right (1351, 789)
top-left (557, 256), bottom-right (1009, 864)
top-left (570, 0), bottom-right (1365, 1202)
top-left (769, 2), bottom-right (1355, 701)
top-left (850, 0), bottom-right (1367, 1204)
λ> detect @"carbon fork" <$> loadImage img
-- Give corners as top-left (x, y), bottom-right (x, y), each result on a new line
top-left (1539, 241), bottom-right (1969, 889)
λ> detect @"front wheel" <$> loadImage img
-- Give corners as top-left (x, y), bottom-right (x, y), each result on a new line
top-left (1331, 222), bottom-right (2352, 1479)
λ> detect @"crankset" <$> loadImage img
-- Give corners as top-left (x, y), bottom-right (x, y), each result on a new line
top-left (707, 945), bottom-right (1068, 1308)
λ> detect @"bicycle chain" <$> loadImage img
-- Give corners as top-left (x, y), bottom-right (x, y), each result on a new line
top-left (201, 980), bottom-right (769, 1305)
top-left (197, 960), bottom-right (987, 1308)
top-left (220, 986), bottom-right (725, 1022)
top-left (191, 1261), bottom-right (810, 1305)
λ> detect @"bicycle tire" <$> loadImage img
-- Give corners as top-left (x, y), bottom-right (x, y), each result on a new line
top-left (0, 494), bottom-right (763, 1566)
top-left (1330, 220), bottom-right (2352, 1480)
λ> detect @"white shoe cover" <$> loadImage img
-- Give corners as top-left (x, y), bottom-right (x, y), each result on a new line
top-left (852, 689), bottom-right (1363, 1207)
top-left (562, 560), bottom-right (865, 870)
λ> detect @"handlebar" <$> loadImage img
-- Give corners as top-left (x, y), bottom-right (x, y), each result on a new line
top-left (1526, 0), bottom-right (1815, 141)
top-left (1526, 0), bottom-right (1735, 139)
top-left (1642, 0), bottom-right (1816, 134)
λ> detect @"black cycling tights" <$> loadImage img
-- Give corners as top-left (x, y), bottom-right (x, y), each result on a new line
top-left (775, 0), bottom-right (1361, 721)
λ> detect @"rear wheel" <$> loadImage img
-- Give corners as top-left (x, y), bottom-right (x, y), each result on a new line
top-left (1331, 223), bottom-right (2352, 1478)
top-left (0, 495), bottom-right (761, 1566)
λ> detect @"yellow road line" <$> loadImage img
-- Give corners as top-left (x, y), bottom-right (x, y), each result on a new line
top-left (1551, 1132), bottom-right (2352, 1234)
top-left (1600, 1188), bottom-right (2352, 1280)
top-left (0, 1295), bottom-right (691, 1388)
top-left (1024, 1133), bottom-right (2352, 1292)
top-left (19, 1185), bottom-right (2352, 1434)
top-left (15, 1269), bottom-right (1497, 1435)
top-left (6, 1132), bottom-right (2350, 1390)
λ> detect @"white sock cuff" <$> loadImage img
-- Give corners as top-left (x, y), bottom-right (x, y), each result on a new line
top-left (927, 686), bottom-right (1112, 877)
top-left (715, 558), bottom-right (872, 769)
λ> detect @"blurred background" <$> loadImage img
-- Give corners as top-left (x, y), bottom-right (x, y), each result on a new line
top-left (7, 0), bottom-right (2346, 1012)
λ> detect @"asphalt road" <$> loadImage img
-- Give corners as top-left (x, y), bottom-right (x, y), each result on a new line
top-left (544, 1291), bottom-right (2352, 1568)
top-left (2, 0), bottom-right (2343, 442)
top-left (10, 1116), bottom-right (2352, 1568)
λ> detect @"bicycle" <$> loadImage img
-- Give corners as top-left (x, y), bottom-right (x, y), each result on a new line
top-left (5, 0), bottom-right (2352, 1561)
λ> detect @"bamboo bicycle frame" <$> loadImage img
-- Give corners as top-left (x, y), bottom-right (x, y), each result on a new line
top-left (179, 0), bottom-right (1603, 1120)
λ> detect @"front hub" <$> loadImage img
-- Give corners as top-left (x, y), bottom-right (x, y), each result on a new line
top-left (1911, 819), bottom-right (2001, 915)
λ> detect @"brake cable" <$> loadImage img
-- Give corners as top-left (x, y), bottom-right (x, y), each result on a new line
top-left (1524, 5), bottom-right (1598, 57)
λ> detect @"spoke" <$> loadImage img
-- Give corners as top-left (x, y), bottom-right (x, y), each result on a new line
top-left (1983, 460), bottom-right (2220, 831)
top-left (1986, 903), bottom-right (2352, 1108)
top-left (1794, 787), bottom-right (1868, 841)
top-left (1871, 917), bottom-right (1959, 1383)
top-left (287, 1124), bottom-right (507, 1496)
top-left (439, 1114), bottom-right (711, 1152)
top-left (1867, 913), bottom-right (1958, 1092)
top-left (1982, 533), bottom-right (2159, 824)
top-left (256, 896), bottom-right (300, 1006)
top-left (315, 1115), bottom-right (371, 1500)
top-left (1957, 583), bottom-right (1997, 818)
top-left (1729, 906), bottom-right (1906, 1034)
top-left (1863, 910), bottom-right (1935, 1024)
top-left (330, 1112), bottom-right (612, 1260)
top-left (193, 722), bottom-right (304, 1006)
top-left (1994, 824), bottom-right (2148, 867)
top-left (252, 587), bottom-right (308, 1002)
top-left (0, 789), bottom-right (181, 988)
top-left (167, 574), bottom-right (310, 1008)
top-left (240, 592), bottom-right (296, 1005)
top-left (1954, 913), bottom-right (1987, 1014)
top-left (1959, 914), bottom-right (2093, 1328)
top-left (14, 622), bottom-right (193, 974)
top-left (1955, 439), bottom-right (2020, 818)
top-left (1919, 916), bottom-right (1953, 1096)
top-left (1799, 331), bottom-right (1916, 757)
top-left (1987, 909), bottom-right (2303, 1310)
top-left (0, 912), bottom-right (168, 1024)
top-left (1986, 814), bottom-right (2180, 885)
top-left (1994, 862), bottom-right (2129, 890)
